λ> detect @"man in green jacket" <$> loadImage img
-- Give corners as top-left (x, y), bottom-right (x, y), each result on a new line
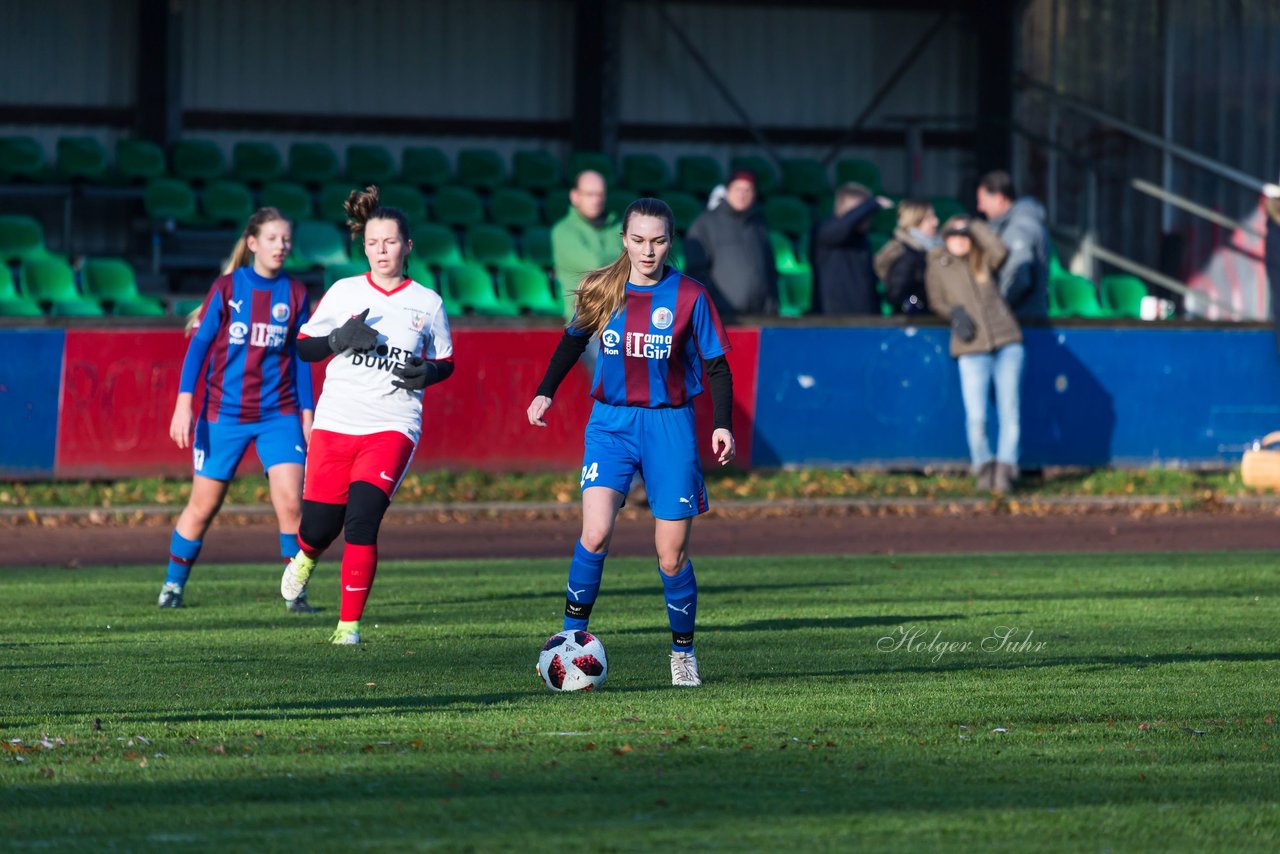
top-left (551, 170), bottom-right (621, 320)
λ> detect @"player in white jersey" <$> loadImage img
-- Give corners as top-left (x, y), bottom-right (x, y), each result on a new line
top-left (280, 186), bottom-right (454, 644)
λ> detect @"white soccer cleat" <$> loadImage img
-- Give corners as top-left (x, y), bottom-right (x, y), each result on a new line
top-left (670, 650), bottom-right (702, 687)
top-left (157, 582), bottom-right (184, 609)
top-left (280, 553), bottom-right (316, 602)
top-left (329, 625), bottom-right (361, 645)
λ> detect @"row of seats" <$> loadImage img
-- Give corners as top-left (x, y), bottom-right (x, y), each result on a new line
top-left (0, 255), bottom-right (163, 317)
top-left (0, 135), bottom-right (887, 199)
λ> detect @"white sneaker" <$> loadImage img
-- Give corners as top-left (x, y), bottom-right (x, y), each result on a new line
top-left (281, 553), bottom-right (316, 601)
top-left (670, 650), bottom-right (702, 687)
top-left (330, 625), bottom-right (360, 645)
top-left (157, 582), bottom-right (184, 608)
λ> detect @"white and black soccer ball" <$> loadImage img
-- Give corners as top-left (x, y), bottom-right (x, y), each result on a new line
top-left (537, 630), bottom-right (608, 692)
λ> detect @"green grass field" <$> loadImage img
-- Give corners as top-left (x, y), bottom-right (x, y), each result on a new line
top-left (3, 552), bottom-right (1279, 851)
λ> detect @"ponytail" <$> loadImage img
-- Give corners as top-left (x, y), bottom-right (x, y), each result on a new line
top-left (571, 197), bottom-right (673, 336)
top-left (222, 206), bottom-right (289, 275)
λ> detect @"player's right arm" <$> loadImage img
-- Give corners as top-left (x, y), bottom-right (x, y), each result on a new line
top-left (527, 327), bottom-right (591, 426)
top-left (171, 284), bottom-right (225, 448)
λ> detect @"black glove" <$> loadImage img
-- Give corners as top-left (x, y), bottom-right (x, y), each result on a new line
top-left (950, 306), bottom-right (978, 342)
top-left (391, 356), bottom-right (434, 391)
top-left (328, 308), bottom-right (379, 354)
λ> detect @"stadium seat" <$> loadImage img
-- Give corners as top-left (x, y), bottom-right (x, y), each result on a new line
top-left (441, 262), bottom-right (517, 316)
top-left (0, 296), bottom-right (43, 317)
top-left (769, 230), bottom-right (804, 273)
top-left (834, 158), bottom-right (882, 192)
top-left (502, 261), bottom-right (562, 316)
top-left (868, 231), bottom-right (891, 257)
top-left (930, 196), bottom-right (968, 223)
top-left (49, 298), bottom-right (105, 317)
top-left (1052, 273), bottom-right (1106, 318)
top-left (22, 257), bottom-right (101, 315)
top-left (377, 183), bottom-right (428, 223)
top-left (566, 151), bottom-right (615, 185)
top-left (404, 255), bottom-right (439, 291)
top-left (171, 297), bottom-right (205, 317)
top-left (456, 149), bottom-right (506, 191)
top-left (201, 179), bottom-right (255, 226)
top-left (621, 154), bottom-right (670, 195)
top-left (778, 268), bottom-right (813, 317)
top-left (56, 137), bottom-right (109, 181)
top-left (675, 155), bottom-right (723, 197)
top-left (728, 155), bottom-right (778, 196)
top-left (83, 258), bottom-right (165, 315)
top-left (432, 186), bottom-right (484, 227)
top-left (521, 225), bottom-right (553, 269)
top-left (286, 220), bottom-right (349, 270)
top-left (289, 143), bottom-right (340, 186)
top-left (0, 136), bottom-right (46, 181)
top-left (401, 146), bottom-right (452, 189)
top-left (543, 189), bottom-right (570, 224)
top-left (763, 195), bottom-right (812, 238)
top-left (0, 214), bottom-right (48, 262)
top-left (780, 158), bottom-right (830, 200)
top-left (1101, 274), bottom-right (1149, 318)
top-left (319, 182), bottom-right (359, 225)
top-left (412, 223), bottom-right (464, 268)
top-left (172, 140), bottom-right (226, 183)
top-left (512, 150), bottom-right (560, 193)
top-left (324, 258), bottom-right (372, 290)
top-left (489, 187), bottom-right (541, 229)
top-left (871, 205), bottom-right (899, 234)
top-left (261, 181), bottom-right (313, 223)
top-left (0, 265), bottom-right (17, 300)
top-left (466, 224), bottom-right (520, 268)
top-left (668, 238), bottom-right (685, 271)
top-left (232, 141), bottom-right (284, 184)
top-left (346, 144), bottom-right (396, 186)
top-left (114, 139), bottom-right (166, 183)
top-left (666, 190), bottom-right (703, 234)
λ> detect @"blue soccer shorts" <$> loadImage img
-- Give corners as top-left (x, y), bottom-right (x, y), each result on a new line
top-left (580, 401), bottom-right (708, 520)
top-left (192, 414), bottom-right (307, 481)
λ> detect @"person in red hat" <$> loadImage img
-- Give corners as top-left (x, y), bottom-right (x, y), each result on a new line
top-left (684, 170), bottom-right (778, 318)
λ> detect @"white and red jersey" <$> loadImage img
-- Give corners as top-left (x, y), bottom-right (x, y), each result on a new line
top-left (299, 273), bottom-right (453, 445)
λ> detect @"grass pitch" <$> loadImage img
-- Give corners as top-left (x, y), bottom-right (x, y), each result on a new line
top-left (2, 551), bottom-right (1279, 851)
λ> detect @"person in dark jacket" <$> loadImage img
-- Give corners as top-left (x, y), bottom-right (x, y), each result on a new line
top-left (811, 183), bottom-right (893, 315)
top-left (684, 170), bottom-right (778, 317)
top-left (1263, 181), bottom-right (1280, 353)
top-left (976, 170), bottom-right (1050, 321)
top-left (872, 198), bottom-right (940, 315)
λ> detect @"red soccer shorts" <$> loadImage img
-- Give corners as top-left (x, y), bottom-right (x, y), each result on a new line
top-left (303, 429), bottom-right (416, 504)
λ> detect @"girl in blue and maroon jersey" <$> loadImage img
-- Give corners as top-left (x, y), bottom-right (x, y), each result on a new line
top-left (527, 197), bottom-right (736, 687)
top-left (158, 207), bottom-right (314, 610)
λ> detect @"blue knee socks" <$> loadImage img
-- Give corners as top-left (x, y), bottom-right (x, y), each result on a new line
top-left (165, 530), bottom-right (202, 587)
top-left (661, 561), bottom-right (697, 651)
top-left (563, 541), bottom-right (606, 631)
top-left (279, 532), bottom-right (298, 566)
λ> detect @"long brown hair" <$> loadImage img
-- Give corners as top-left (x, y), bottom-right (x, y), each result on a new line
top-left (571, 197), bottom-right (673, 336)
top-left (940, 215), bottom-right (992, 285)
top-left (222, 207), bottom-right (290, 275)
top-left (345, 185), bottom-right (410, 241)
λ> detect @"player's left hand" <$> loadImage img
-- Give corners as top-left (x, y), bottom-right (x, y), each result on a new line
top-left (712, 428), bottom-right (736, 466)
top-left (391, 356), bottom-right (432, 391)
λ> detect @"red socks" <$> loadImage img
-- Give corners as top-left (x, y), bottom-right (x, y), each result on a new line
top-left (339, 543), bottom-right (378, 622)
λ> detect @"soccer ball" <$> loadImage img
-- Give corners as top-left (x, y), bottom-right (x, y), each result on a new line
top-left (537, 630), bottom-right (608, 692)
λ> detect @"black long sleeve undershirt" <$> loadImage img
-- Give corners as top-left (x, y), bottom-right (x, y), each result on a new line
top-left (296, 335), bottom-right (334, 362)
top-left (535, 331), bottom-right (733, 432)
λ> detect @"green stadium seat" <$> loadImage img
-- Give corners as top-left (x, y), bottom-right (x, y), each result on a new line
top-left (56, 137), bottom-right (109, 181)
top-left (763, 195), bottom-right (812, 238)
top-left (502, 261), bottom-right (562, 316)
top-left (261, 181), bottom-right (313, 223)
top-left (1052, 273), bottom-right (1106, 318)
top-left (286, 220), bottom-right (349, 271)
top-left (779, 268), bottom-right (813, 317)
top-left (621, 154), bottom-right (670, 195)
top-left (0, 136), bottom-right (46, 181)
top-left (377, 183), bottom-right (428, 223)
top-left (440, 262), bottom-right (518, 316)
top-left (412, 223), bottom-right (464, 268)
top-left (114, 298), bottom-right (167, 317)
top-left (401, 146), bottom-right (452, 189)
top-left (172, 297), bottom-right (205, 317)
top-left (780, 158), bottom-right (829, 200)
top-left (232, 141), bottom-right (284, 184)
top-left (83, 258), bottom-right (164, 315)
top-left (543, 188), bottom-right (571, 224)
top-left (319, 182), bottom-right (359, 224)
top-left (567, 151), bottom-right (615, 185)
top-left (49, 298), bottom-right (105, 317)
top-left (868, 231), bottom-right (891, 257)
top-left (665, 190), bottom-right (703, 234)
top-left (432, 185), bottom-right (484, 227)
top-left (22, 257), bottom-right (94, 314)
top-left (114, 139), bottom-right (166, 183)
top-left (172, 140), bottom-right (225, 183)
top-left (834, 158), bottom-right (882, 192)
top-left (346, 144), bottom-right (395, 186)
top-left (201, 179), bottom-right (254, 226)
top-left (729, 155), bottom-right (779, 195)
top-left (521, 225), bottom-right (553, 269)
top-left (466, 224), bottom-right (520, 268)
top-left (324, 258), bottom-right (372, 290)
top-left (489, 187), bottom-right (541, 229)
top-left (0, 296), bottom-right (43, 317)
top-left (871, 206), bottom-right (899, 234)
top-left (404, 255), bottom-right (439, 291)
top-left (456, 149), bottom-right (506, 191)
top-left (0, 265), bottom-right (16, 300)
top-left (668, 238), bottom-right (685, 271)
top-left (289, 143), bottom-right (340, 186)
top-left (512, 150), bottom-right (560, 193)
top-left (675, 155), bottom-right (723, 197)
top-left (0, 214), bottom-right (48, 262)
top-left (769, 230), bottom-right (803, 273)
top-left (930, 196), bottom-right (967, 223)
top-left (1101, 274), bottom-right (1149, 318)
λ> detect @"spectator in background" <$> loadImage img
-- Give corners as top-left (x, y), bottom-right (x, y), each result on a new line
top-left (552, 170), bottom-right (621, 320)
top-left (811, 183), bottom-right (893, 315)
top-left (925, 216), bottom-right (1023, 495)
top-left (976, 170), bottom-right (1050, 321)
top-left (873, 198), bottom-right (939, 315)
top-left (685, 170), bottom-right (778, 318)
top-left (1263, 181), bottom-right (1280, 352)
